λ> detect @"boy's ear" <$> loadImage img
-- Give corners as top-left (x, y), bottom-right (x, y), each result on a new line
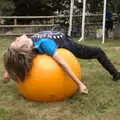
top-left (19, 51), bottom-right (26, 55)
top-left (32, 46), bottom-right (38, 51)
top-left (32, 46), bottom-right (38, 49)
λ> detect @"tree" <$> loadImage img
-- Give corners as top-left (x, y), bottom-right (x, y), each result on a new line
top-left (0, 0), bottom-right (118, 16)
top-left (85, 0), bottom-right (117, 13)
top-left (0, 0), bottom-right (15, 16)
top-left (48, 0), bottom-right (70, 14)
top-left (13, 0), bottom-right (72, 16)
top-left (13, 0), bottom-right (53, 16)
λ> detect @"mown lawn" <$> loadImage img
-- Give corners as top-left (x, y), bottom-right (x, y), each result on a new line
top-left (0, 38), bottom-right (120, 120)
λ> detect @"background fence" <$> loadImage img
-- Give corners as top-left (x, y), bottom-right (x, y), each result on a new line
top-left (0, 14), bottom-right (120, 39)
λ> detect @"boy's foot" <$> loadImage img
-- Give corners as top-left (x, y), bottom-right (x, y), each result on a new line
top-left (113, 72), bottom-right (120, 81)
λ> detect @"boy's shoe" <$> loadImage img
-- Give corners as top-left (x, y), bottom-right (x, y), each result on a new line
top-left (113, 72), bottom-right (120, 81)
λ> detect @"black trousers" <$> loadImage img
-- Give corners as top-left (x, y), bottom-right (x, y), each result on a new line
top-left (63, 41), bottom-right (118, 77)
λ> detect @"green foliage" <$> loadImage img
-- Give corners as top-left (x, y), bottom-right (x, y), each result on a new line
top-left (13, 0), bottom-right (53, 16)
top-left (0, 0), bottom-right (119, 16)
top-left (87, 0), bottom-right (117, 13)
top-left (0, 38), bottom-right (120, 120)
top-left (12, 0), bottom-right (71, 16)
top-left (48, 0), bottom-right (70, 14)
top-left (0, 0), bottom-right (15, 15)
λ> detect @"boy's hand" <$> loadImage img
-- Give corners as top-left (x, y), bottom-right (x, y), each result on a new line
top-left (79, 84), bottom-right (88, 94)
top-left (3, 72), bottom-right (10, 83)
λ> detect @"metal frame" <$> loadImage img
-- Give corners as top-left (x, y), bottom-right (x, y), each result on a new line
top-left (68, 0), bottom-right (107, 44)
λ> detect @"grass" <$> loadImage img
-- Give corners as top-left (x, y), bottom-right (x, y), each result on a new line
top-left (0, 38), bottom-right (120, 120)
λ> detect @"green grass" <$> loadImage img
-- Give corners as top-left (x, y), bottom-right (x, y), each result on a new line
top-left (0, 38), bottom-right (120, 120)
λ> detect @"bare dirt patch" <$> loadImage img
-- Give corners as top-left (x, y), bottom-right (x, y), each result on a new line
top-left (111, 46), bottom-right (120, 50)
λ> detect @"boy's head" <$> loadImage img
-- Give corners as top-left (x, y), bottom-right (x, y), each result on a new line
top-left (3, 35), bottom-right (35, 82)
top-left (10, 34), bottom-right (33, 53)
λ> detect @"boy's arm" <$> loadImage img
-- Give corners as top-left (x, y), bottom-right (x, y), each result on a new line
top-left (34, 39), bottom-right (88, 94)
top-left (53, 53), bottom-right (88, 94)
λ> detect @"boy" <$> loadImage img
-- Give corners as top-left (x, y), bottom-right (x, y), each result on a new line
top-left (31, 30), bottom-right (120, 81)
top-left (3, 30), bottom-right (120, 92)
top-left (3, 33), bottom-right (88, 94)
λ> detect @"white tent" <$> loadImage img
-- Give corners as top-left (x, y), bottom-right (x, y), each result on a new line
top-left (68, 0), bottom-right (107, 44)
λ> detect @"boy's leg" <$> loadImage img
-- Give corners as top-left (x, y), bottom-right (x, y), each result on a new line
top-left (64, 41), bottom-right (120, 81)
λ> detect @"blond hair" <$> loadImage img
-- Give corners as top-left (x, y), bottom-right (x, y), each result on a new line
top-left (3, 47), bottom-right (36, 82)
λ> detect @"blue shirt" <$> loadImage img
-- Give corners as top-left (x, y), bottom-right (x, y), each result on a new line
top-left (30, 31), bottom-right (72, 56)
top-left (33, 38), bottom-right (58, 56)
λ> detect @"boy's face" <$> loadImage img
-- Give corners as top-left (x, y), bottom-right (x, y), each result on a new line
top-left (11, 35), bottom-right (33, 51)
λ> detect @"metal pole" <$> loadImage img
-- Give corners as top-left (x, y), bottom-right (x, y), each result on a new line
top-left (102, 0), bottom-right (107, 44)
top-left (68, 0), bottom-right (74, 36)
top-left (79, 0), bottom-right (86, 41)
